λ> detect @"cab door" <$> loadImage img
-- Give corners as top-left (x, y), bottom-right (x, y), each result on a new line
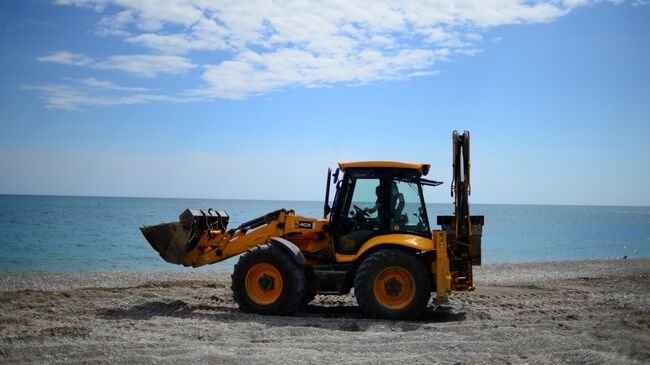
top-left (331, 171), bottom-right (387, 254)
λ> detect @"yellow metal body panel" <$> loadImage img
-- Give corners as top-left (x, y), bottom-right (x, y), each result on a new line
top-left (182, 210), bottom-right (332, 268)
top-left (338, 161), bottom-right (430, 175)
top-left (353, 234), bottom-right (434, 260)
top-left (185, 214), bottom-right (286, 267)
top-left (334, 253), bottom-right (355, 263)
top-left (433, 230), bottom-right (451, 303)
top-left (281, 215), bottom-right (331, 264)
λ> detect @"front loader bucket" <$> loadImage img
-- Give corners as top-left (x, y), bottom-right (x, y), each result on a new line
top-left (140, 222), bottom-right (190, 265)
top-left (141, 209), bottom-right (230, 265)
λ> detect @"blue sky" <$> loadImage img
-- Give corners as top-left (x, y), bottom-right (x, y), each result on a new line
top-left (0, 0), bottom-right (649, 206)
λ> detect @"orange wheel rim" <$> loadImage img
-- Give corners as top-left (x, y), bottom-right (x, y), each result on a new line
top-left (245, 263), bottom-right (283, 305)
top-left (373, 266), bottom-right (415, 310)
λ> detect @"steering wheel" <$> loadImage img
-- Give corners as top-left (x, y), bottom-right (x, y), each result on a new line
top-left (352, 205), bottom-right (370, 217)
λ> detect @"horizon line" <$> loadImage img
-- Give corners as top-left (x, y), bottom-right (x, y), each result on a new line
top-left (0, 193), bottom-right (648, 209)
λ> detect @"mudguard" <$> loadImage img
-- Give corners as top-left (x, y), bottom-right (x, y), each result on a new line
top-left (270, 237), bottom-right (306, 265)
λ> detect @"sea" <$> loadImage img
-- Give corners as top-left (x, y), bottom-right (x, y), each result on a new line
top-left (0, 194), bottom-right (648, 273)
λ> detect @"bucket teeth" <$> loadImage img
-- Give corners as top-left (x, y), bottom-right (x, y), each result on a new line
top-left (140, 222), bottom-right (190, 264)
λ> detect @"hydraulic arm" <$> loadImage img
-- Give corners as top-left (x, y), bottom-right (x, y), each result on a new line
top-left (141, 209), bottom-right (330, 268)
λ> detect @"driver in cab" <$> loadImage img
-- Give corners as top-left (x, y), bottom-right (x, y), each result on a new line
top-left (365, 183), bottom-right (405, 225)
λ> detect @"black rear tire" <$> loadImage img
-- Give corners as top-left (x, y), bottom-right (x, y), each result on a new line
top-left (231, 244), bottom-right (305, 315)
top-left (354, 249), bottom-right (431, 320)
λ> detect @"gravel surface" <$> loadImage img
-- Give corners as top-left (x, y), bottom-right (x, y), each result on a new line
top-left (1, 259), bottom-right (648, 364)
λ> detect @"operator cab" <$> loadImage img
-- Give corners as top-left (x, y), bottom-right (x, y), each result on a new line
top-left (327, 162), bottom-right (441, 255)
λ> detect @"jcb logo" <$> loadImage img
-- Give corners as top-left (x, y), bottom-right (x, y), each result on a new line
top-left (297, 221), bottom-right (314, 229)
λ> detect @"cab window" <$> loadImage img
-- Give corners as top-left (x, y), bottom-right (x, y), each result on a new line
top-left (391, 179), bottom-right (429, 234)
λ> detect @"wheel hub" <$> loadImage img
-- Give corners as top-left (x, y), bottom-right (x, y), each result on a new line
top-left (373, 266), bottom-right (416, 310)
top-left (258, 274), bottom-right (275, 292)
top-left (245, 263), bottom-right (284, 305)
top-left (384, 276), bottom-right (403, 296)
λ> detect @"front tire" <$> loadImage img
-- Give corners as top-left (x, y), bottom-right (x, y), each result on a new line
top-left (232, 244), bottom-right (306, 315)
top-left (354, 249), bottom-right (431, 320)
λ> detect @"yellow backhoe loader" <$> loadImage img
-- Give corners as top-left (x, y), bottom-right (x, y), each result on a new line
top-left (141, 130), bottom-right (484, 319)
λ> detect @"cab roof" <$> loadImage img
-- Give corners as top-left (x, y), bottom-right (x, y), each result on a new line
top-left (338, 161), bottom-right (430, 176)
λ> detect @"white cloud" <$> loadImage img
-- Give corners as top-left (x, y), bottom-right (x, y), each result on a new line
top-left (407, 70), bottom-right (441, 78)
top-left (37, 52), bottom-right (197, 78)
top-left (96, 9), bottom-right (134, 37)
top-left (77, 77), bottom-right (148, 91)
top-left (37, 51), bottom-right (93, 66)
top-left (454, 48), bottom-right (483, 56)
top-left (193, 47), bottom-right (443, 99)
top-left (22, 78), bottom-right (188, 110)
top-left (126, 28), bottom-right (229, 54)
top-left (37, 0), bottom-right (636, 107)
top-left (97, 54), bottom-right (197, 78)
